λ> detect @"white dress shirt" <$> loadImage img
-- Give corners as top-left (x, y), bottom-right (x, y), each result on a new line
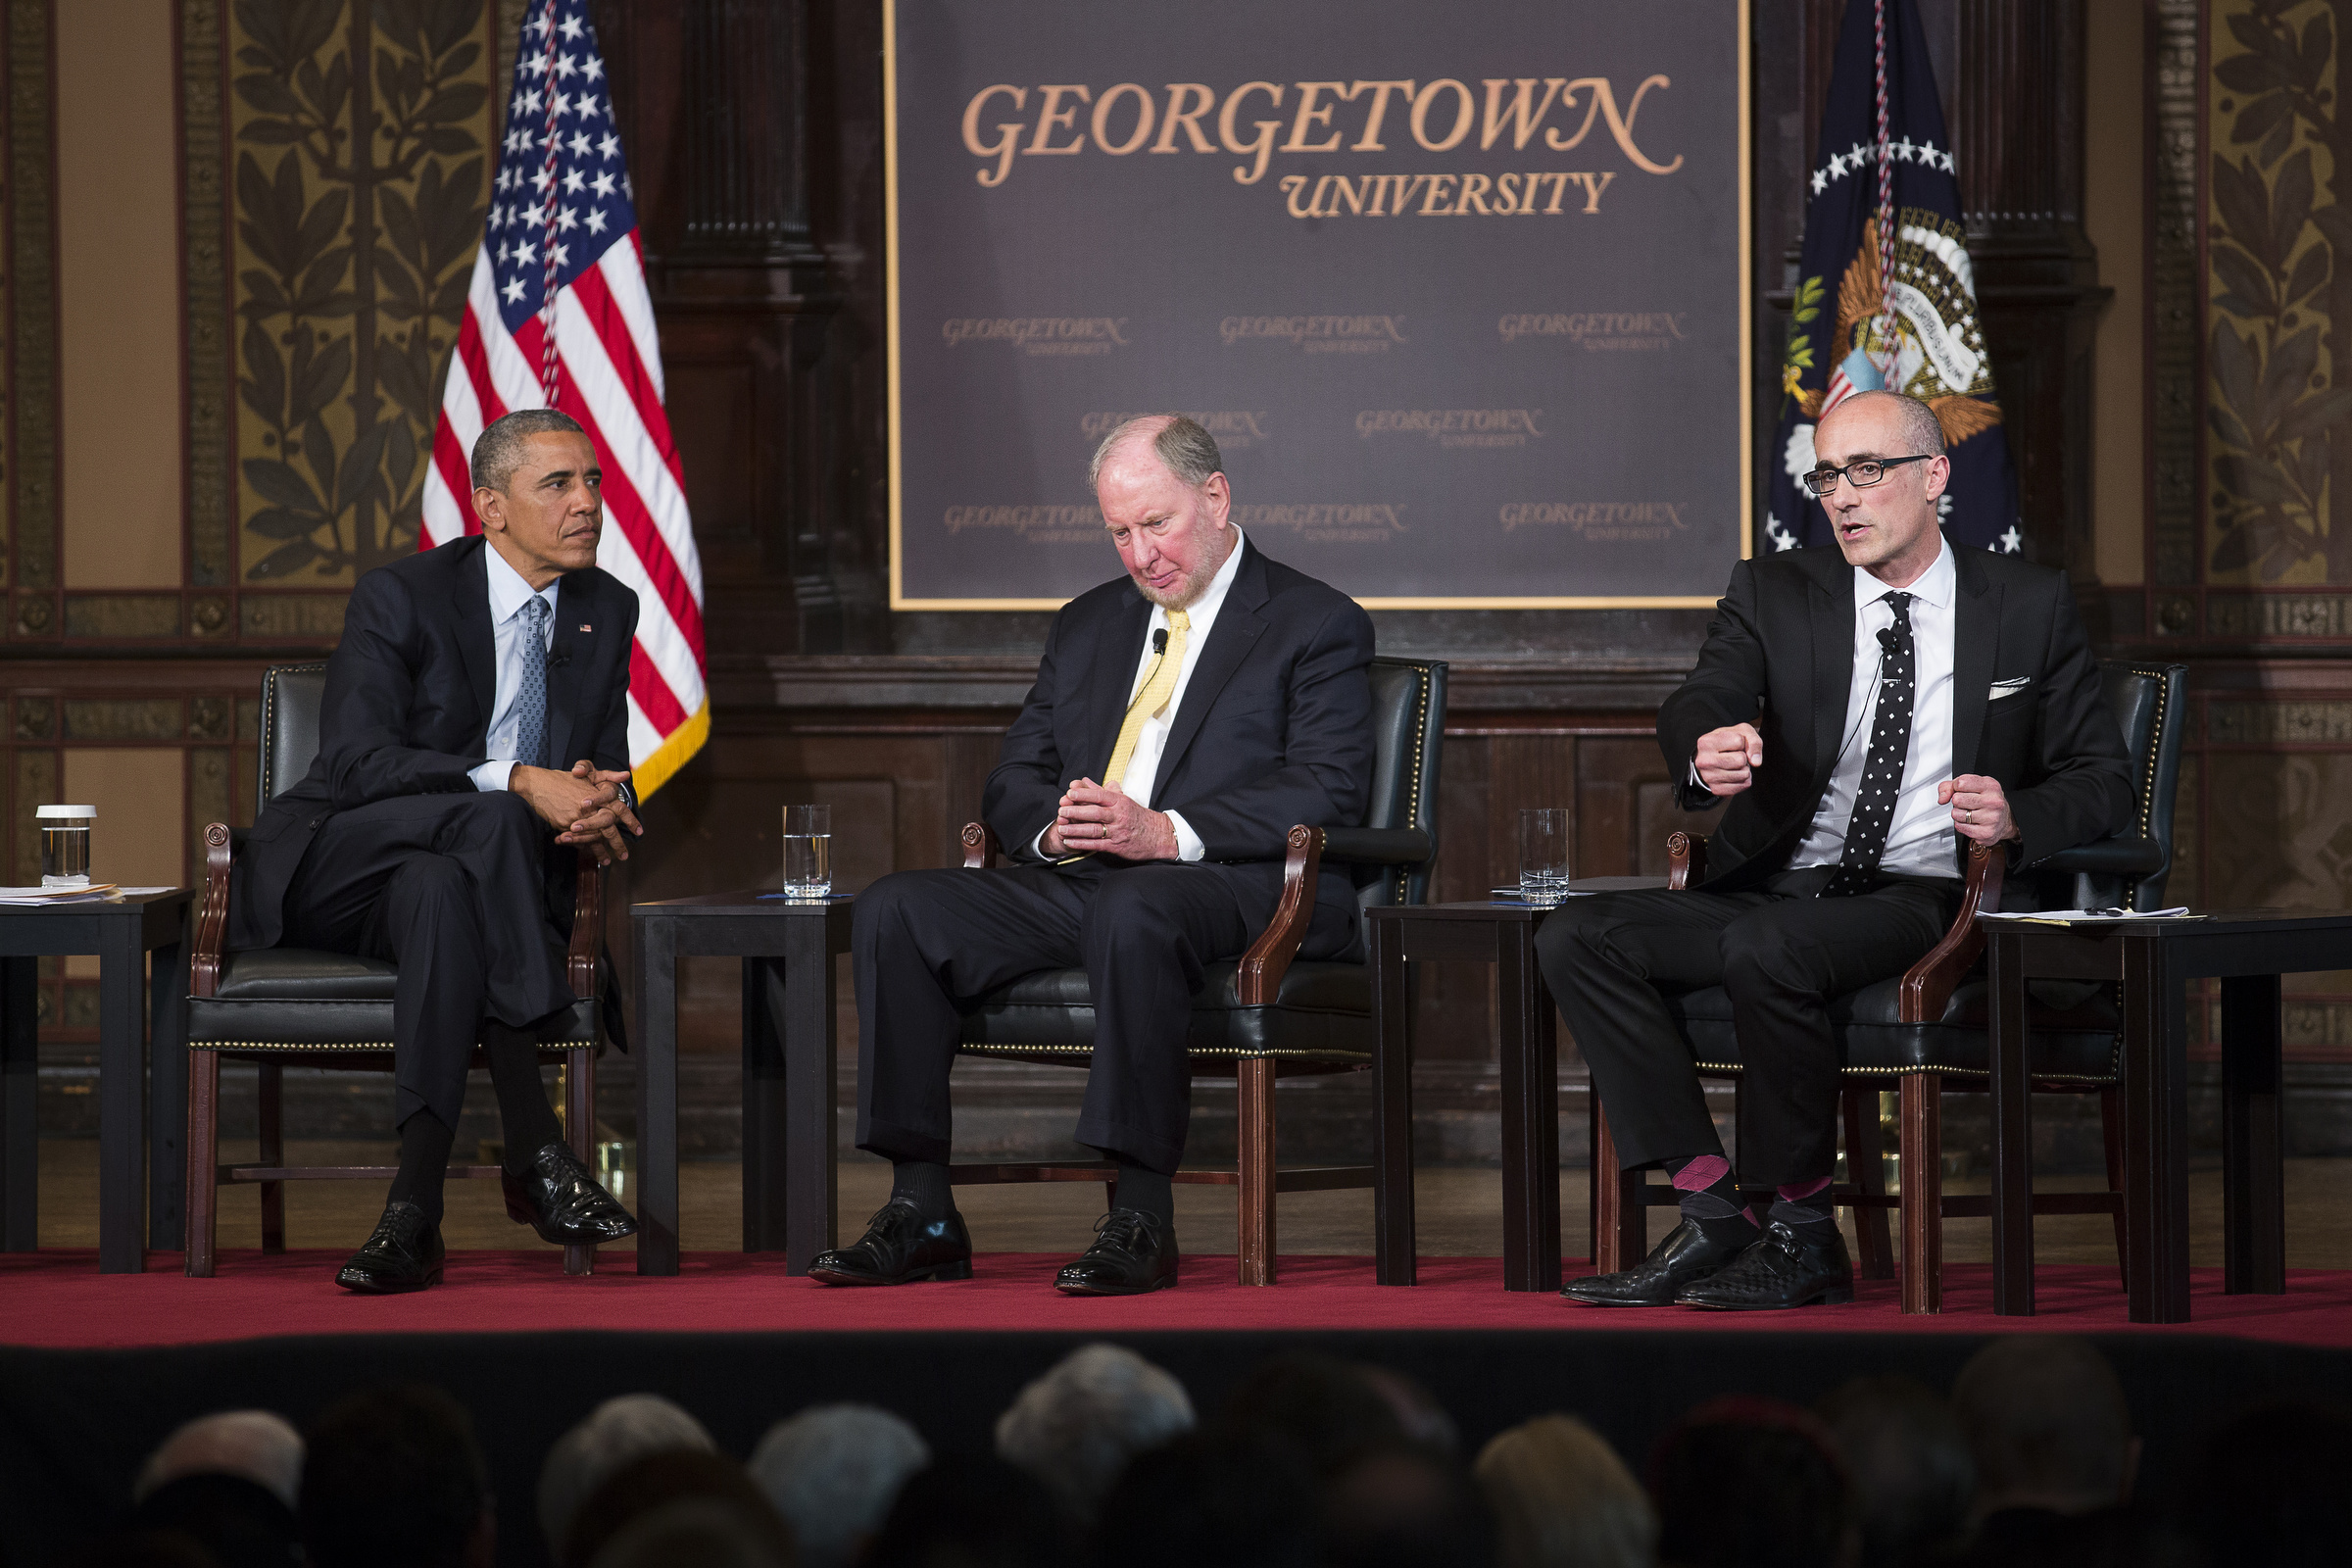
top-left (466, 545), bottom-right (561, 794)
top-left (1788, 537), bottom-right (1960, 878)
top-left (1037, 528), bottom-right (1249, 863)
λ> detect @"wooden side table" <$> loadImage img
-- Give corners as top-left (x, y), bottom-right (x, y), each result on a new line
top-left (1368, 879), bottom-right (1663, 1292)
top-left (630, 892), bottom-right (856, 1275)
top-left (0, 890), bottom-right (194, 1272)
top-left (1985, 907), bottom-right (2352, 1323)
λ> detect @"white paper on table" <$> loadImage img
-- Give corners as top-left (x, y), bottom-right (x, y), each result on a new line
top-left (1977, 906), bottom-right (2196, 923)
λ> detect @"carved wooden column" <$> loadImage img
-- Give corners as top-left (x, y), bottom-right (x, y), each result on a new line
top-left (597, 0), bottom-right (852, 657)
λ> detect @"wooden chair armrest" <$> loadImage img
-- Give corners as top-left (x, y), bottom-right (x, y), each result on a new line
top-left (961, 820), bottom-right (1002, 869)
top-left (1896, 837), bottom-right (2006, 1025)
top-left (192, 822), bottom-right (235, 999)
top-left (1667, 831), bottom-right (1709, 890)
top-left (1236, 826), bottom-right (1322, 1007)
top-left (568, 846), bottom-right (604, 998)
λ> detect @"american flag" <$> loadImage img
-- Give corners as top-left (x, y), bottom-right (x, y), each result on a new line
top-left (419, 0), bottom-right (708, 798)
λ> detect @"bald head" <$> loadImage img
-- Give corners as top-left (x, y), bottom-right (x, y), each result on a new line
top-left (135, 1410), bottom-right (305, 1509)
top-left (1087, 414), bottom-right (1224, 493)
top-left (1820, 389), bottom-right (1944, 463)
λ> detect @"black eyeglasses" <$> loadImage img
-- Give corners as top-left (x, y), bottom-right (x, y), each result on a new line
top-left (1801, 454), bottom-right (1935, 497)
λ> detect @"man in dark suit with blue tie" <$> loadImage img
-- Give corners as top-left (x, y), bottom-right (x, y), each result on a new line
top-left (231, 409), bottom-right (645, 1292)
top-left (814, 415), bottom-right (1377, 1296)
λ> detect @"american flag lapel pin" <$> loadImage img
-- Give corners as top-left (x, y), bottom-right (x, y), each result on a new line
top-left (579, 623), bottom-right (592, 633)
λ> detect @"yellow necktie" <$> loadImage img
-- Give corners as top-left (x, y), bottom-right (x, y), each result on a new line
top-left (1102, 609), bottom-right (1189, 789)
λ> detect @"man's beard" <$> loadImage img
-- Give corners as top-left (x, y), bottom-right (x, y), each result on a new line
top-left (1133, 539), bottom-right (1230, 610)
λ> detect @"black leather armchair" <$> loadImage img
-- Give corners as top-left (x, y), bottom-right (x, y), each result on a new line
top-left (182, 663), bottom-right (609, 1277)
top-left (1595, 661), bottom-right (2187, 1312)
top-left (953, 656), bottom-right (1447, 1285)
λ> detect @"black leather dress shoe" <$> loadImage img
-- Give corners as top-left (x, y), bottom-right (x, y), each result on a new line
top-left (503, 1142), bottom-right (639, 1246)
top-left (335, 1201), bottom-right (444, 1294)
top-left (808, 1200), bottom-right (974, 1286)
top-left (1675, 1219), bottom-right (1855, 1309)
top-left (1054, 1209), bottom-right (1179, 1296)
top-left (1560, 1218), bottom-right (1755, 1306)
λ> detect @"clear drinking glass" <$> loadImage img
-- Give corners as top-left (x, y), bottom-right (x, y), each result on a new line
top-left (781, 804), bottom-right (833, 899)
top-left (37, 805), bottom-right (96, 890)
top-left (1518, 808), bottom-right (1570, 902)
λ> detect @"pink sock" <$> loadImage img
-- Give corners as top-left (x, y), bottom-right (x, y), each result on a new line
top-left (1776, 1175), bottom-right (1832, 1202)
top-left (1673, 1154), bottom-right (1733, 1193)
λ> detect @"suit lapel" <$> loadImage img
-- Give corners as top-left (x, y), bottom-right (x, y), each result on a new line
top-left (1950, 542), bottom-right (2000, 791)
top-left (1152, 544), bottom-right (1269, 793)
top-left (457, 538), bottom-right (497, 740)
top-left (1806, 552), bottom-right (1854, 801)
top-left (1088, 586), bottom-right (1153, 779)
top-left (543, 575), bottom-right (591, 767)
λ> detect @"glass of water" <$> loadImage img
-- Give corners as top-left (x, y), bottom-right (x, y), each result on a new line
top-left (37, 805), bottom-right (96, 890)
top-left (1518, 808), bottom-right (1570, 903)
top-left (781, 804), bottom-right (832, 900)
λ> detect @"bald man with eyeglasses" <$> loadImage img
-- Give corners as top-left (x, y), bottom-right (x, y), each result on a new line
top-left (1538, 389), bottom-right (2132, 1312)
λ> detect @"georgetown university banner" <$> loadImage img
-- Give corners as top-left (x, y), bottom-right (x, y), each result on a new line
top-left (885, 0), bottom-right (1751, 608)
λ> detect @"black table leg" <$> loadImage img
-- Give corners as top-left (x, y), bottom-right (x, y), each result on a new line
top-left (98, 921), bottom-right (147, 1274)
top-left (1497, 922), bottom-right (1560, 1293)
top-left (1988, 928), bottom-right (2034, 1314)
top-left (1372, 916), bottom-right (1415, 1286)
top-left (0, 956), bottom-right (35, 1251)
top-left (148, 937), bottom-right (188, 1252)
top-left (2220, 973), bottom-right (2285, 1295)
top-left (634, 917), bottom-right (681, 1275)
top-left (742, 957), bottom-right (789, 1252)
top-left (2122, 935), bottom-right (2191, 1322)
top-left (781, 920), bottom-right (839, 1276)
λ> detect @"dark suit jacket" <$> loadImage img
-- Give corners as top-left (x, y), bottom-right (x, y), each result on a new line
top-left (231, 533), bottom-right (639, 952)
top-left (1659, 536), bottom-right (2132, 892)
top-left (984, 538), bottom-right (1378, 956)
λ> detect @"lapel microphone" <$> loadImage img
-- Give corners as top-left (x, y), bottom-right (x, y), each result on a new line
top-left (1152, 628), bottom-right (1168, 656)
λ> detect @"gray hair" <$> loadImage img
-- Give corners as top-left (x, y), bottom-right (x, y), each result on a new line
top-left (1087, 413), bottom-right (1225, 492)
top-left (537, 1394), bottom-right (716, 1557)
top-left (1829, 388), bottom-right (1945, 460)
top-left (995, 1343), bottom-right (1195, 1524)
top-left (748, 1404), bottom-right (931, 1568)
top-left (135, 1410), bottom-right (306, 1509)
top-left (470, 408), bottom-right (588, 491)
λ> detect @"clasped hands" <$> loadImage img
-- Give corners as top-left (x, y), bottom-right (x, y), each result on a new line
top-left (1041, 777), bottom-right (1179, 860)
top-left (1694, 722), bottom-right (2018, 844)
top-left (513, 759), bottom-right (645, 864)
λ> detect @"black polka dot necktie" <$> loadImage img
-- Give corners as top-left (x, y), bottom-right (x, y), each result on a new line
top-left (1822, 591), bottom-right (1916, 898)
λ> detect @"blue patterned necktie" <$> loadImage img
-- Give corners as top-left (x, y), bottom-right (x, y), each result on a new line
top-left (515, 594), bottom-right (552, 770)
top-left (1822, 591), bottom-right (1916, 897)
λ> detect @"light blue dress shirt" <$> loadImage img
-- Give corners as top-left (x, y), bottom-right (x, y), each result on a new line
top-left (466, 546), bottom-right (562, 794)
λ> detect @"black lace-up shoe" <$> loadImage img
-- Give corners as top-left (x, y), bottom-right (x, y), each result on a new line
top-left (1560, 1218), bottom-right (1755, 1307)
top-left (1675, 1219), bottom-right (1855, 1309)
top-left (1054, 1208), bottom-right (1179, 1296)
top-left (808, 1200), bottom-right (974, 1286)
top-left (335, 1201), bottom-right (445, 1294)
top-left (503, 1141), bottom-right (639, 1245)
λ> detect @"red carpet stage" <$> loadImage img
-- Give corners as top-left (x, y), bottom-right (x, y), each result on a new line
top-left (11, 1253), bottom-right (2352, 1568)
top-left (8, 1250), bottom-right (2352, 1349)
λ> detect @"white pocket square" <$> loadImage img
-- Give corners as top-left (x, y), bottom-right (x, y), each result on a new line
top-left (1988, 677), bottom-right (2032, 700)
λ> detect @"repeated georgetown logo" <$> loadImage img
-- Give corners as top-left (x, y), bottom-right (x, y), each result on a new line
top-left (941, 505), bottom-right (1102, 544)
top-left (1499, 502), bottom-right (1687, 541)
top-left (941, 318), bottom-right (1130, 356)
top-left (1356, 408), bottom-right (1544, 448)
top-left (1231, 502), bottom-right (1407, 545)
top-left (1497, 312), bottom-right (1688, 350)
top-left (1079, 411), bottom-right (1271, 450)
top-left (1219, 315), bottom-right (1408, 354)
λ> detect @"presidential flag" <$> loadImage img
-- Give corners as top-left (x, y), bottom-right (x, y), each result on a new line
top-left (1768, 0), bottom-right (2021, 555)
top-left (419, 0), bottom-right (708, 798)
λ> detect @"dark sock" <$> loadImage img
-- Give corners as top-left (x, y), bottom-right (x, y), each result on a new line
top-left (890, 1160), bottom-right (954, 1219)
top-left (1109, 1160), bottom-right (1174, 1227)
top-left (486, 1029), bottom-right (564, 1173)
top-left (1768, 1174), bottom-right (1837, 1229)
top-left (387, 1111), bottom-right (456, 1226)
top-left (1666, 1153), bottom-right (1759, 1242)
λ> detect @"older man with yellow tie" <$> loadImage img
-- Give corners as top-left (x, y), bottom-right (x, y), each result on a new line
top-left (811, 414), bottom-right (1377, 1296)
